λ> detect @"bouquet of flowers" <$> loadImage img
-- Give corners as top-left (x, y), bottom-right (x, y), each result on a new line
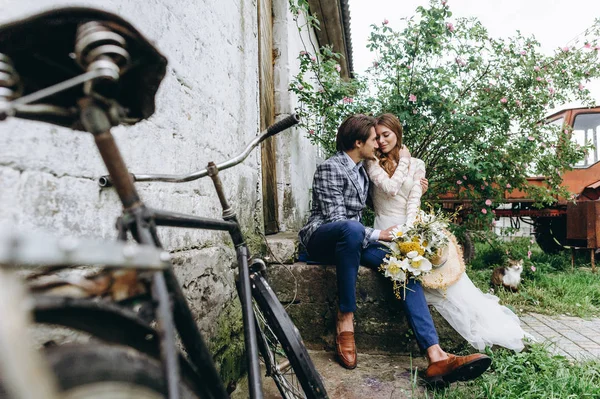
top-left (380, 208), bottom-right (452, 299)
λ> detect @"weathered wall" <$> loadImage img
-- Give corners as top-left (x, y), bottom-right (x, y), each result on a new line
top-left (0, 0), bottom-right (259, 384)
top-left (272, 2), bottom-right (320, 232)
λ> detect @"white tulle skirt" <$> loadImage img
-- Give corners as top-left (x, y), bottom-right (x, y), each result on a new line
top-left (423, 273), bottom-right (533, 352)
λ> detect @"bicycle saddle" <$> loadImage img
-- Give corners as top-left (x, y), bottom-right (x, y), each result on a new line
top-left (0, 7), bottom-right (167, 129)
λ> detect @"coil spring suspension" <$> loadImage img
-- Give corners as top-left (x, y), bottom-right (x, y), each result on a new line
top-left (0, 53), bottom-right (21, 104)
top-left (75, 21), bottom-right (131, 82)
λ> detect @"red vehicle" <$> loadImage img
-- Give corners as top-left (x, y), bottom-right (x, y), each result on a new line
top-left (440, 106), bottom-right (600, 263)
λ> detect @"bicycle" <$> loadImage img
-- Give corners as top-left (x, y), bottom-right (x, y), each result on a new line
top-left (0, 7), bottom-right (328, 399)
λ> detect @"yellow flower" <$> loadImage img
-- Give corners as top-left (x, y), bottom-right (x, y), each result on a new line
top-left (398, 241), bottom-right (425, 256)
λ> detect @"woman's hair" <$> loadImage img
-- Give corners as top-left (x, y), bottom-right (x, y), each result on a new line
top-left (336, 114), bottom-right (377, 152)
top-left (375, 113), bottom-right (403, 177)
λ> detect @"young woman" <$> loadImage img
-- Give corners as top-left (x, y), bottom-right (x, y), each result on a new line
top-left (365, 113), bottom-right (531, 352)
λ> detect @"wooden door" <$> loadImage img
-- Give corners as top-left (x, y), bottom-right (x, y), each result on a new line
top-left (258, 0), bottom-right (278, 234)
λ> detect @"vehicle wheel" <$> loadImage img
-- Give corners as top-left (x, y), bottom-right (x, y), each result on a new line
top-left (533, 216), bottom-right (567, 254)
top-left (251, 273), bottom-right (328, 399)
top-left (41, 344), bottom-right (199, 399)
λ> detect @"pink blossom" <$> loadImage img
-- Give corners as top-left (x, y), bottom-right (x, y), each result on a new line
top-left (409, 94), bottom-right (417, 103)
top-left (531, 265), bottom-right (536, 272)
top-left (563, 129), bottom-right (569, 134)
top-left (549, 87), bottom-right (555, 95)
top-left (500, 97), bottom-right (508, 103)
top-left (516, 100), bottom-right (522, 107)
top-left (546, 77), bottom-right (553, 83)
top-left (534, 66), bottom-right (540, 71)
top-left (528, 136), bottom-right (535, 141)
top-left (492, 220), bottom-right (497, 226)
top-left (446, 23), bottom-right (455, 32)
top-left (342, 97), bottom-right (353, 104)
top-left (462, 175), bottom-right (467, 180)
top-left (413, 109), bottom-right (418, 114)
top-left (335, 64), bottom-right (341, 72)
top-left (506, 183), bottom-right (511, 188)
top-left (536, 77), bottom-right (542, 81)
top-left (520, 50), bottom-right (527, 55)
top-left (372, 61), bottom-right (379, 68)
top-left (481, 208), bottom-right (488, 214)
top-left (530, 238), bottom-right (535, 244)
top-left (527, 250), bottom-right (532, 259)
top-left (300, 50), bottom-right (307, 56)
top-left (595, 45), bottom-right (600, 51)
top-left (457, 180), bottom-right (463, 185)
top-left (579, 83), bottom-right (585, 91)
top-left (561, 46), bottom-right (570, 52)
top-left (481, 185), bottom-right (485, 190)
top-left (406, 65), bottom-right (412, 69)
top-left (485, 199), bottom-right (492, 206)
top-left (298, 84), bottom-right (304, 90)
top-left (442, 0), bottom-right (447, 5)
top-left (383, 19), bottom-right (389, 25)
top-left (308, 129), bottom-right (315, 135)
top-left (311, 56), bottom-right (316, 62)
top-left (584, 42), bottom-right (591, 49)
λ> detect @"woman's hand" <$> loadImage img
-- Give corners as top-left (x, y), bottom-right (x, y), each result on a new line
top-left (399, 145), bottom-right (411, 159)
top-left (379, 225), bottom-right (397, 242)
top-left (421, 178), bottom-right (429, 193)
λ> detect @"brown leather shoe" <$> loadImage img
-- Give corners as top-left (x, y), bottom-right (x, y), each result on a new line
top-left (423, 353), bottom-right (491, 386)
top-left (335, 331), bottom-right (357, 369)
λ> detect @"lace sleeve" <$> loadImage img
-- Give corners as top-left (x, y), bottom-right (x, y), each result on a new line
top-left (406, 159), bottom-right (426, 224)
top-left (365, 157), bottom-right (410, 196)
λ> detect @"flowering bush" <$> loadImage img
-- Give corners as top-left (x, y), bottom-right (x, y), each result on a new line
top-left (380, 209), bottom-right (451, 298)
top-left (289, 0), bottom-right (600, 223)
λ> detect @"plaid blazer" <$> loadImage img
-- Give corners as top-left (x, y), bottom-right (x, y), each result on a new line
top-left (299, 151), bottom-right (374, 251)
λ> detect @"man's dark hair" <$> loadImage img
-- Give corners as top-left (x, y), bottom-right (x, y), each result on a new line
top-left (336, 114), bottom-right (377, 152)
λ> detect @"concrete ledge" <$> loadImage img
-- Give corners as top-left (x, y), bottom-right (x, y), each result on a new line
top-left (264, 232), bottom-right (298, 264)
top-left (264, 262), bottom-right (467, 355)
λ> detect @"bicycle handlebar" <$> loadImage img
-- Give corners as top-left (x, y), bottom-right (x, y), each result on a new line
top-left (98, 113), bottom-right (299, 187)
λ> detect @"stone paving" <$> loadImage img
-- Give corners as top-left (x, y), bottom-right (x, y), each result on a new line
top-left (520, 312), bottom-right (600, 361)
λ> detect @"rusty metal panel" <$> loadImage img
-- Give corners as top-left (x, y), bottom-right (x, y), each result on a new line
top-left (595, 202), bottom-right (600, 248)
top-left (567, 201), bottom-right (588, 240)
top-left (587, 201), bottom-right (597, 248)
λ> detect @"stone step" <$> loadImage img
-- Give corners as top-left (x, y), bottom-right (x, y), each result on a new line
top-left (264, 262), bottom-right (467, 355)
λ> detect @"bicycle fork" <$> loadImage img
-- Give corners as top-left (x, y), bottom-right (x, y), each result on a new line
top-left (207, 162), bottom-right (264, 399)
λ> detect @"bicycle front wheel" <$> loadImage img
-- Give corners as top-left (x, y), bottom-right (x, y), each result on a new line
top-left (250, 273), bottom-right (328, 399)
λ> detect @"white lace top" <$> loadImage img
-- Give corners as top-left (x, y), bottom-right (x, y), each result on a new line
top-left (365, 157), bottom-right (426, 230)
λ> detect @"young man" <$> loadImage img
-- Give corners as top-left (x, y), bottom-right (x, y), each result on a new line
top-left (299, 114), bottom-right (491, 385)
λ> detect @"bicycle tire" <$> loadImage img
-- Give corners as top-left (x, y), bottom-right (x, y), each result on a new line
top-left (250, 272), bottom-right (328, 399)
top-left (15, 343), bottom-right (201, 399)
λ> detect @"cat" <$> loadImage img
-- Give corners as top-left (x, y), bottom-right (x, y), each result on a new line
top-left (490, 259), bottom-right (523, 292)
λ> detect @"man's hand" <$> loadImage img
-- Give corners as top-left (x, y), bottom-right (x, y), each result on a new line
top-left (399, 145), bottom-right (411, 159)
top-left (379, 225), bottom-right (397, 242)
top-left (421, 178), bottom-right (429, 193)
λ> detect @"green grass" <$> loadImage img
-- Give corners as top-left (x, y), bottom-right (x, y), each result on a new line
top-left (415, 344), bottom-right (600, 398)
top-left (466, 237), bottom-right (600, 318)
top-left (468, 268), bottom-right (600, 318)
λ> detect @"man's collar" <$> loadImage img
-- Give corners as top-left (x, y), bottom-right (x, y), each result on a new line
top-left (341, 151), bottom-right (362, 169)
